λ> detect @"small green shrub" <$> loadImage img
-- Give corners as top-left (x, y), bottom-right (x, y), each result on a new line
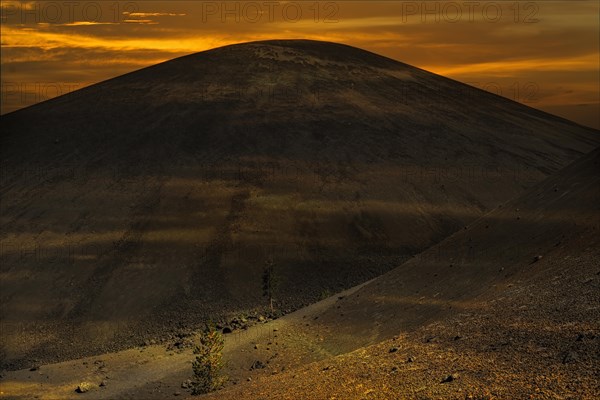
top-left (320, 288), bottom-right (332, 300)
top-left (262, 259), bottom-right (278, 312)
top-left (191, 325), bottom-right (227, 394)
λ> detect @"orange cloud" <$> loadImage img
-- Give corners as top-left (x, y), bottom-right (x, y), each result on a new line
top-left (1, 1), bottom-right (598, 128)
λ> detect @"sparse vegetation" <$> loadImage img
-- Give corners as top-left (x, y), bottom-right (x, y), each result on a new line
top-left (319, 288), bottom-right (332, 300)
top-left (75, 382), bottom-right (94, 393)
top-left (190, 325), bottom-right (227, 395)
top-left (262, 259), bottom-right (278, 313)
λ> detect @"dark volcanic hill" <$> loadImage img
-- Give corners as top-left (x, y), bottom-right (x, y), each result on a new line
top-left (0, 40), bottom-right (598, 369)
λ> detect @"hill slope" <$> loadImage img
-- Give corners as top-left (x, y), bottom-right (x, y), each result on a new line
top-left (201, 146), bottom-right (600, 400)
top-left (1, 145), bottom-right (597, 400)
top-left (1, 40), bottom-right (598, 369)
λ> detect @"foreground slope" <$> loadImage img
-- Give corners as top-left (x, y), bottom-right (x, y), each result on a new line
top-left (1, 149), bottom-right (598, 399)
top-left (1, 40), bottom-right (598, 369)
top-left (201, 150), bottom-right (600, 399)
top-left (208, 242), bottom-right (600, 399)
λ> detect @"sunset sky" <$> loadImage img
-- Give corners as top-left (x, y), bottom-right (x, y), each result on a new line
top-left (1, 1), bottom-right (598, 128)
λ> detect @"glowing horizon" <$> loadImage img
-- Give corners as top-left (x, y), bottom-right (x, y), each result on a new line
top-left (1, 1), bottom-right (598, 129)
